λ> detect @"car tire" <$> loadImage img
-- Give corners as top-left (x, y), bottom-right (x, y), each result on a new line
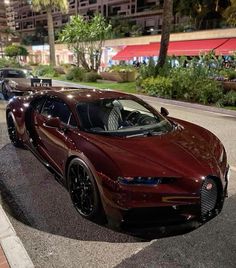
top-left (7, 113), bottom-right (24, 148)
top-left (67, 158), bottom-right (106, 223)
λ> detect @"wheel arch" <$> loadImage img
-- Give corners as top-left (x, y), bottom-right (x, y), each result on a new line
top-left (66, 155), bottom-right (106, 222)
top-left (64, 153), bottom-right (101, 191)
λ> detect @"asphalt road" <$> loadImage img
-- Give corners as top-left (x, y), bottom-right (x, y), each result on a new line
top-left (0, 83), bottom-right (236, 268)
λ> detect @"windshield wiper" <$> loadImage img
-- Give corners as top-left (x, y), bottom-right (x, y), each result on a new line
top-left (126, 129), bottom-right (163, 138)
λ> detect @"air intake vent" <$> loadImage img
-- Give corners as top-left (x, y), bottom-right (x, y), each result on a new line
top-left (201, 177), bottom-right (218, 217)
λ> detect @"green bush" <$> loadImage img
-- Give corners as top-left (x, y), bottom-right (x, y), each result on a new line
top-left (54, 66), bottom-right (65, 75)
top-left (0, 58), bottom-right (21, 68)
top-left (141, 76), bottom-right (173, 98)
top-left (34, 65), bottom-right (57, 77)
top-left (60, 63), bottom-right (73, 73)
top-left (66, 67), bottom-right (86, 81)
top-left (223, 90), bottom-right (236, 106)
top-left (138, 58), bottom-right (156, 80)
top-left (223, 69), bottom-right (236, 81)
top-left (193, 79), bottom-right (223, 104)
top-left (82, 72), bottom-right (100, 82)
top-left (169, 68), bottom-right (193, 100)
top-left (109, 64), bottom-right (135, 73)
top-left (141, 66), bottom-right (224, 104)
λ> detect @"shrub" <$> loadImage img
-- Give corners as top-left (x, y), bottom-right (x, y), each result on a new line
top-left (60, 63), bottom-right (74, 73)
top-left (109, 64), bottom-right (135, 73)
top-left (218, 69), bottom-right (236, 80)
top-left (223, 90), bottom-right (236, 106)
top-left (169, 68), bottom-right (193, 100)
top-left (5, 45), bottom-right (28, 58)
top-left (54, 66), bottom-right (65, 75)
top-left (66, 67), bottom-right (86, 81)
top-left (82, 72), bottom-right (101, 82)
top-left (0, 58), bottom-right (21, 68)
top-left (138, 58), bottom-right (156, 80)
top-left (193, 79), bottom-right (224, 104)
top-left (34, 65), bottom-right (57, 77)
top-left (141, 66), bottom-right (224, 104)
top-left (141, 76), bottom-right (173, 98)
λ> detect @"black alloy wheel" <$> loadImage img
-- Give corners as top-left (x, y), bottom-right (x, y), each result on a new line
top-left (7, 114), bottom-right (23, 147)
top-left (68, 158), bottom-right (105, 222)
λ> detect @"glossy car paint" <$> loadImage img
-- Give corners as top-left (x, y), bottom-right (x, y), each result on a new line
top-left (6, 88), bottom-right (228, 225)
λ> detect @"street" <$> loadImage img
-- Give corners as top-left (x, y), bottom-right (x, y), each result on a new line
top-left (0, 82), bottom-right (236, 268)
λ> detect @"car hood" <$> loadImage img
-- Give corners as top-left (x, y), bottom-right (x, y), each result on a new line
top-left (83, 120), bottom-right (224, 179)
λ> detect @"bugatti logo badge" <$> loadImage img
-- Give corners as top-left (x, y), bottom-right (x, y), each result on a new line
top-left (206, 183), bottom-right (213, 190)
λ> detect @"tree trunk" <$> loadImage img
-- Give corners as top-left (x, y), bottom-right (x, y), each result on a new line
top-left (157, 0), bottom-right (173, 69)
top-left (47, 8), bottom-right (56, 66)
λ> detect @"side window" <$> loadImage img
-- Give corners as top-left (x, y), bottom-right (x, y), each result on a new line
top-left (41, 98), bottom-right (76, 126)
top-left (68, 113), bottom-right (77, 127)
top-left (33, 97), bottom-right (46, 113)
top-left (41, 98), bottom-right (55, 117)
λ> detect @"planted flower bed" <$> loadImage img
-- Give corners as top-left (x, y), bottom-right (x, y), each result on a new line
top-left (100, 71), bottom-right (136, 82)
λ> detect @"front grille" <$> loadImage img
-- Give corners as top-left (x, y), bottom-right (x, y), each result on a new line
top-left (201, 177), bottom-right (218, 217)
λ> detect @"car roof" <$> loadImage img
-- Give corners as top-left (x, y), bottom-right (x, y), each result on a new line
top-left (0, 68), bottom-right (26, 70)
top-left (0, 68), bottom-right (30, 72)
top-left (36, 87), bottom-right (132, 104)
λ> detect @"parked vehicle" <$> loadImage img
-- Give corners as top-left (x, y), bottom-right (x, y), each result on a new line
top-left (0, 68), bottom-right (51, 100)
top-left (6, 87), bottom-right (229, 228)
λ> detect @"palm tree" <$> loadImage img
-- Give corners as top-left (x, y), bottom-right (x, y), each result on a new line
top-left (157, 0), bottom-right (173, 69)
top-left (30, 0), bottom-right (68, 66)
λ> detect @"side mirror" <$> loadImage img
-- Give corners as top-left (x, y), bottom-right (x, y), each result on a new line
top-left (45, 117), bottom-right (61, 128)
top-left (160, 107), bottom-right (169, 117)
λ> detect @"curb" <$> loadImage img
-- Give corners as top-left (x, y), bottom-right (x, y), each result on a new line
top-left (136, 94), bottom-right (236, 117)
top-left (0, 205), bottom-right (34, 268)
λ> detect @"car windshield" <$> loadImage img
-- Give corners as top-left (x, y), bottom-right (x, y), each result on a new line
top-left (4, 69), bottom-right (28, 78)
top-left (77, 98), bottom-right (173, 137)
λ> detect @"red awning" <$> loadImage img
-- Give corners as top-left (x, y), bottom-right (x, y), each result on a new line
top-left (166, 38), bottom-right (228, 56)
top-left (112, 38), bottom-right (230, 60)
top-left (215, 38), bottom-right (236, 55)
top-left (112, 43), bottom-right (160, 60)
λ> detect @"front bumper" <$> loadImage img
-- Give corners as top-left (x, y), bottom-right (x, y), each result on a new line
top-left (99, 170), bottom-right (229, 228)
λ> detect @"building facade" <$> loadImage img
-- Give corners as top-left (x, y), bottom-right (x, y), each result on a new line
top-left (0, 1), bottom-right (8, 57)
top-left (7, 0), bottom-right (164, 38)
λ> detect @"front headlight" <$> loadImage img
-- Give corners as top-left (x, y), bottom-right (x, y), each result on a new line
top-left (118, 176), bottom-right (174, 186)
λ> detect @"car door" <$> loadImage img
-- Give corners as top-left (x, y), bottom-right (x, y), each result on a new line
top-left (35, 97), bottom-right (77, 174)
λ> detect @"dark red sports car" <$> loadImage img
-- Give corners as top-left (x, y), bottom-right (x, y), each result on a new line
top-left (6, 88), bottom-right (229, 228)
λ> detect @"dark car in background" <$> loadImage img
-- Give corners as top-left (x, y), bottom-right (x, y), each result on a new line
top-left (0, 68), bottom-right (52, 100)
top-left (6, 88), bottom-right (229, 229)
